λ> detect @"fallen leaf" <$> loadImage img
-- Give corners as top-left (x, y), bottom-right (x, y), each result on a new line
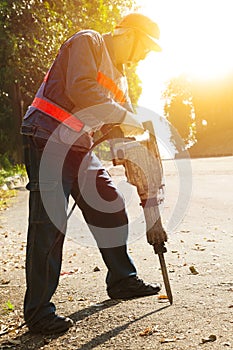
top-left (158, 295), bottom-right (169, 300)
top-left (189, 265), bottom-right (199, 275)
top-left (222, 342), bottom-right (231, 347)
top-left (194, 247), bottom-right (205, 251)
top-left (201, 334), bottom-right (217, 344)
top-left (139, 327), bottom-right (154, 336)
top-left (0, 279), bottom-right (10, 285)
top-left (60, 270), bottom-right (75, 276)
top-left (193, 244), bottom-right (206, 251)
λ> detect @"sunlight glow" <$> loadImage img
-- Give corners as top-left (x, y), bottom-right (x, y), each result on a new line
top-left (136, 0), bottom-right (233, 111)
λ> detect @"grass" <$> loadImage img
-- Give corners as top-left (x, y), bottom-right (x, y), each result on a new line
top-left (0, 163), bottom-right (27, 210)
top-left (0, 300), bottom-right (15, 316)
top-left (0, 164), bottom-right (27, 186)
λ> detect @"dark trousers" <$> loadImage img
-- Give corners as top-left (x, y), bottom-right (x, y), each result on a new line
top-left (23, 135), bottom-right (137, 326)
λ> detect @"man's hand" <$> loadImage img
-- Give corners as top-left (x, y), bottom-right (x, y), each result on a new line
top-left (146, 216), bottom-right (168, 248)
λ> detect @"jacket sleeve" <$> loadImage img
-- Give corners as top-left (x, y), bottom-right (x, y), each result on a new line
top-left (65, 32), bottom-right (127, 126)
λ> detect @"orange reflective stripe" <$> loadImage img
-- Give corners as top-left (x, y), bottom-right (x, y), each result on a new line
top-left (31, 97), bottom-right (84, 132)
top-left (43, 71), bottom-right (49, 82)
top-left (97, 72), bottom-right (126, 103)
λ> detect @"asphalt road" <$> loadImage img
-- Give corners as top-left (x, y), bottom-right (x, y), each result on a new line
top-left (0, 156), bottom-right (233, 349)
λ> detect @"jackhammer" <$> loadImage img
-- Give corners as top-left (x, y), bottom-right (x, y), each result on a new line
top-left (109, 120), bottom-right (173, 304)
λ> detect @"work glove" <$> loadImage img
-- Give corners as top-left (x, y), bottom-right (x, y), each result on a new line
top-left (146, 216), bottom-right (168, 251)
top-left (153, 242), bottom-right (167, 254)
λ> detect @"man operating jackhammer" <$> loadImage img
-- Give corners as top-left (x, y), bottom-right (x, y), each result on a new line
top-left (20, 13), bottom-right (167, 335)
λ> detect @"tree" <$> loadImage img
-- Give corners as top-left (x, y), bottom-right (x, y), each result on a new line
top-left (163, 75), bottom-right (195, 151)
top-left (191, 75), bottom-right (233, 139)
top-left (0, 0), bottom-right (138, 164)
top-left (0, 0), bottom-right (76, 162)
top-left (125, 63), bottom-right (142, 107)
top-left (163, 72), bottom-right (233, 157)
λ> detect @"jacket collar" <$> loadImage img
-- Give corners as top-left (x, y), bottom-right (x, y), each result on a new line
top-left (103, 33), bottom-right (124, 74)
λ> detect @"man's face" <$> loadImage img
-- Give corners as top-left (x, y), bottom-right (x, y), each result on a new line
top-left (127, 33), bottom-right (153, 64)
top-left (113, 29), bottom-right (156, 66)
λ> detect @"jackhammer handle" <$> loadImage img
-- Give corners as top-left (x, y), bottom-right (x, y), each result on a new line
top-left (153, 242), bottom-right (167, 254)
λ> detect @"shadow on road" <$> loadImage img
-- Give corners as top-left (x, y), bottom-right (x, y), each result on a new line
top-left (0, 300), bottom-right (170, 349)
top-left (72, 302), bottom-right (170, 350)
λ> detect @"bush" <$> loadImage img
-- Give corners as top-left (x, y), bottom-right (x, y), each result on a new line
top-left (0, 154), bottom-right (26, 186)
top-left (0, 154), bottom-right (12, 171)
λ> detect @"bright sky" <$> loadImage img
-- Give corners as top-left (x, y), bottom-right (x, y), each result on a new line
top-left (136, 0), bottom-right (233, 114)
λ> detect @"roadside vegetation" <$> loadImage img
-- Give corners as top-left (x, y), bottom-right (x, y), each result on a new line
top-left (0, 154), bottom-right (27, 210)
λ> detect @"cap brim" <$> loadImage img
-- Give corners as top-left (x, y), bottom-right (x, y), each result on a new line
top-left (114, 27), bottom-right (162, 52)
top-left (145, 34), bottom-right (162, 52)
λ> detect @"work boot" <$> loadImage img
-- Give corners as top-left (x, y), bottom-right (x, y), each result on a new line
top-left (28, 314), bottom-right (73, 335)
top-left (107, 276), bottom-right (161, 299)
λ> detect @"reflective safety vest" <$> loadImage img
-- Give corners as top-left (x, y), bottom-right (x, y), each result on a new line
top-left (30, 73), bottom-right (84, 132)
top-left (23, 30), bottom-right (131, 133)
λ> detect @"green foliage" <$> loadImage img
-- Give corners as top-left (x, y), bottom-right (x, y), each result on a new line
top-left (0, 160), bottom-right (26, 209)
top-left (125, 63), bottom-right (142, 107)
top-left (0, 153), bottom-right (12, 170)
top-left (0, 158), bottom-right (26, 186)
top-left (0, 0), bottom-right (138, 164)
top-left (5, 300), bottom-right (14, 311)
top-left (163, 75), bottom-right (195, 150)
top-left (76, 0), bottom-right (137, 33)
top-left (0, 300), bottom-right (15, 314)
top-left (163, 73), bottom-right (233, 156)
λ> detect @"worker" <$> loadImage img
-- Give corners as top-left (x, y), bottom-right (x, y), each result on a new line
top-left (21, 13), bottom-right (167, 335)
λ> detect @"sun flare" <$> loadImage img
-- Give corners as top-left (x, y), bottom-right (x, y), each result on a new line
top-left (138, 0), bottom-right (233, 80)
top-left (136, 0), bottom-right (233, 110)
